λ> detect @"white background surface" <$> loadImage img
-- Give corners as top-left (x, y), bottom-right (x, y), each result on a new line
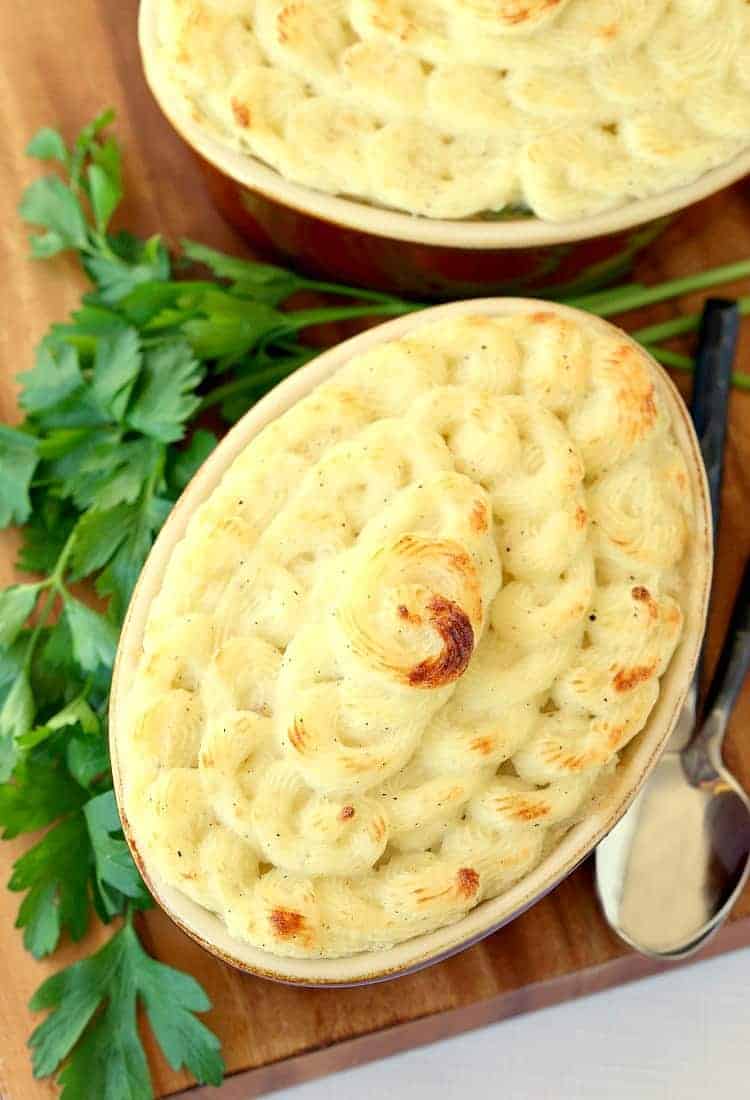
top-left (271, 946), bottom-right (750, 1100)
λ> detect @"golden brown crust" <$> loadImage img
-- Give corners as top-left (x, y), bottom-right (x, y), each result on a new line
top-left (456, 867), bottom-right (481, 898)
top-left (270, 908), bottom-right (306, 937)
top-left (408, 595), bottom-right (475, 688)
top-left (613, 662), bottom-right (658, 693)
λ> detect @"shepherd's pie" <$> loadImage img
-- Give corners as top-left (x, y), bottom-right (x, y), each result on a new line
top-left (120, 310), bottom-right (693, 958)
top-left (153, 0), bottom-right (750, 220)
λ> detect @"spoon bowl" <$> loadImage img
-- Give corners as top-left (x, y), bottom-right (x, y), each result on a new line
top-left (596, 755), bottom-right (750, 958)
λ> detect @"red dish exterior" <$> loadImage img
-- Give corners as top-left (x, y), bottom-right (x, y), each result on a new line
top-left (197, 155), bottom-right (672, 300)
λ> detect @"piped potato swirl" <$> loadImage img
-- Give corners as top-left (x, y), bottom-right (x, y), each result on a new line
top-left (153, 0), bottom-right (750, 220)
top-left (122, 309), bottom-right (692, 957)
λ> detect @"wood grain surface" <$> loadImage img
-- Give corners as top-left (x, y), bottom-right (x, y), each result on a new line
top-left (1, 3), bottom-right (749, 1099)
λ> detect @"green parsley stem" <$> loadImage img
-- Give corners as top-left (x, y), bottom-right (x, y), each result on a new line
top-left (296, 278), bottom-right (422, 307)
top-left (567, 259), bottom-right (750, 317)
top-left (637, 342), bottom-right (750, 391)
top-left (631, 297), bottom-right (750, 344)
top-left (22, 588), bottom-right (57, 673)
top-left (643, 345), bottom-right (695, 370)
top-left (49, 527), bottom-right (78, 587)
top-left (199, 357), bottom-right (312, 411)
top-left (283, 300), bottom-right (420, 332)
top-left (20, 525), bottom-right (81, 673)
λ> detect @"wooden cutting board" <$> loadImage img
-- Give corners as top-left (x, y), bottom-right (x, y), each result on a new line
top-left (1, 3), bottom-right (749, 1098)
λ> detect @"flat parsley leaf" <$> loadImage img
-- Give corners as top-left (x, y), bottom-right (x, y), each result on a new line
top-left (0, 638), bottom-right (27, 703)
top-left (0, 425), bottom-right (38, 526)
top-left (63, 598), bottom-right (119, 673)
top-left (17, 497), bottom-right (77, 573)
top-left (26, 127), bottom-right (68, 165)
top-left (0, 583), bottom-right (40, 647)
top-left (66, 731), bottom-right (109, 790)
top-left (84, 791), bottom-right (150, 916)
top-left (84, 235), bottom-right (171, 305)
top-left (168, 428), bottom-right (217, 494)
top-left (181, 238), bottom-right (301, 305)
top-left (95, 496), bottom-right (168, 621)
top-left (0, 751), bottom-right (87, 839)
top-left (20, 176), bottom-right (89, 256)
top-left (69, 108), bottom-right (116, 190)
top-left (87, 162), bottom-right (121, 236)
top-left (29, 919), bottom-right (225, 1095)
top-left (10, 813), bottom-right (91, 957)
top-left (90, 327), bottom-right (142, 421)
top-left (38, 618), bottom-right (79, 677)
top-left (0, 672), bottom-right (35, 779)
top-left (44, 431), bottom-right (157, 512)
top-left (127, 341), bottom-right (204, 443)
top-left (181, 294), bottom-right (283, 362)
top-left (18, 341), bottom-right (84, 414)
top-left (68, 502), bottom-right (136, 579)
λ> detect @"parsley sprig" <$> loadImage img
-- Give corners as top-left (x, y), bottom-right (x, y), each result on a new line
top-left (1, 109), bottom-right (422, 1099)
top-left (1, 110), bottom-right (748, 1098)
top-left (29, 908), bottom-right (223, 1097)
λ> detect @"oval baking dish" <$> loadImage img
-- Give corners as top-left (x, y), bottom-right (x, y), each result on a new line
top-left (138, 0), bottom-right (750, 297)
top-left (110, 298), bottom-right (712, 986)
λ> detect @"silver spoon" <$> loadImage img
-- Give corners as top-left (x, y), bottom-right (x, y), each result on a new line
top-left (596, 300), bottom-right (750, 959)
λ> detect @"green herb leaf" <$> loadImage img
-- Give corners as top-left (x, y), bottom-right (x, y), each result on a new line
top-left (20, 176), bottom-right (89, 254)
top-left (87, 163), bottom-right (122, 235)
top-left (84, 791), bottom-right (150, 915)
top-left (127, 341), bottom-right (203, 443)
top-left (39, 618), bottom-right (78, 673)
top-left (17, 499), bottom-right (77, 573)
top-left (66, 732), bottom-right (109, 790)
top-left (0, 670), bottom-right (34, 742)
top-left (18, 341), bottom-right (84, 414)
top-left (94, 509), bottom-right (160, 622)
top-left (68, 503), bottom-right (134, 579)
top-left (29, 919), bottom-right (224, 1092)
top-left (0, 658), bottom-right (27, 781)
top-left (91, 327), bottom-right (142, 420)
top-left (26, 128), bottom-right (69, 164)
top-left (0, 425), bottom-right (38, 527)
top-left (0, 738), bottom-right (16, 785)
top-left (0, 752), bottom-right (87, 839)
top-left (63, 598), bottom-right (118, 673)
top-left (30, 624), bottom-right (93, 715)
top-left (181, 238), bottom-right (301, 305)
top-left (84, 237), bottom-right (170, 304)
top-left (0, 584), bottom-right (40, 647)
top-left (135, 947), bottom-right (224, 1086)
top-left (69, 107), bottom-right (116, 190)
top-left (10, 813), bottom-right (91, 957)
top-left (28, 231), bottom-right (71, 259)
top-left (168, 429), bottom-right (217, 493)
top-left (53, 303), bottom-right (128, 349)
top-left (114, 279), bottom-right (183, 327)
top-left (182, 297), bottom-right (283, 362)
top-left (45, 432), bottom-right (157, 512)
top-left (48, 696), bottom-right (100, 736)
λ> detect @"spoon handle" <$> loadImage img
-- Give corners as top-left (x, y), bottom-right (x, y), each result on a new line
top-left (691, 298), bottom-right (740, 541)
top-left (687, 557), bottom-right (750, 777)
top-left (688, 299), bottom-right (741, 713)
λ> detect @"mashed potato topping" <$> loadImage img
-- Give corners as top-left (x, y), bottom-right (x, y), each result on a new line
top-left (153, 0), bottom-right (750, 220)
top-left (121, 309), bottom-right (692, 957)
